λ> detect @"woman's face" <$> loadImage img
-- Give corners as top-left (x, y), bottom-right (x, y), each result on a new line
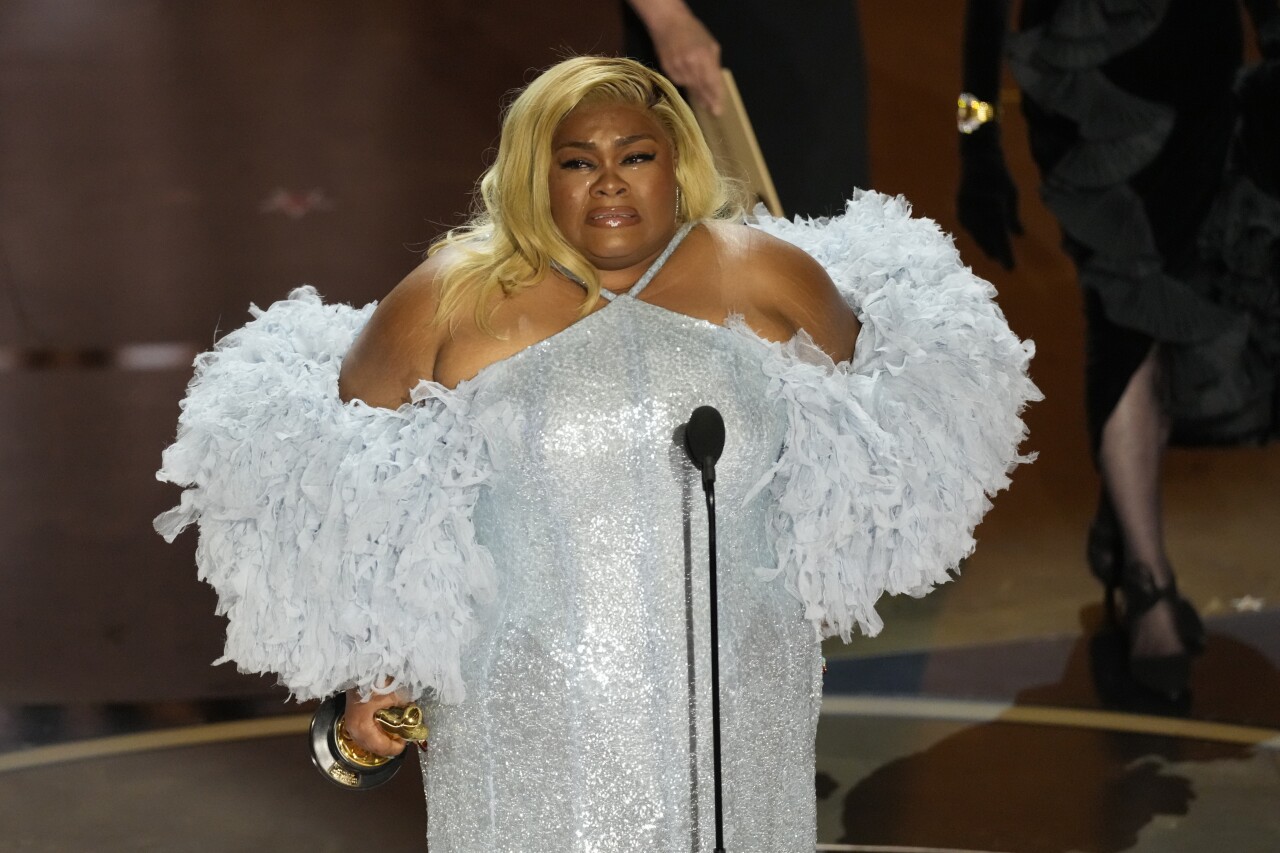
top-left (549, 101), bottom-right (679, 277)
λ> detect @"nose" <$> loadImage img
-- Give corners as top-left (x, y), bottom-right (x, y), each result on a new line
top-left (591, 164), bottom-right (628, 197)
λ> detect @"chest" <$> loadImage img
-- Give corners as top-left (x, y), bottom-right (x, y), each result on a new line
top-left (465, 302), bottom-right (786, 513)
top-left (433, 259), bottom-right (765, 390)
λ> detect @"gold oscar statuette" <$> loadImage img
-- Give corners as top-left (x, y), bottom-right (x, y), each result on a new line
top-left (309, 693), bottom-right (429, 790)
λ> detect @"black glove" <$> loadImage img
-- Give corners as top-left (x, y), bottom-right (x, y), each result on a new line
top-left (957, 123), bottom-right (1023, 270)
top-left (1237, 59), bottom-right (1280, 199)
top-left (1245, 0), bottom-right (1280, 60)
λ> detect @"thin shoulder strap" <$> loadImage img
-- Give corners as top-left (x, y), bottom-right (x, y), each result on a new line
top-left (627, 222), bottom-right (695, 298)
top-left (551, 222), bottom-right (695, 302)
top-left (551, 259), bottom-right (617, 301)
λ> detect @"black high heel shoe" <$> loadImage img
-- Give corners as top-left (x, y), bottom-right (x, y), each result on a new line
top-left (1086, 514), bottom-right (1205, 654)
top-left (1086, 517), bottom-right (1123, 624)
top-left (1120, 563), bottom-right (1201, 700)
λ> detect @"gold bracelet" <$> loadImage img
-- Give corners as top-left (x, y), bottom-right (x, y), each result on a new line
top-left (957, 92), bottom-right (998, 134)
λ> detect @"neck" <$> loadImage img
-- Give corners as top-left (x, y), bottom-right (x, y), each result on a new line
top-left (554, 221), bottom-right (693, 296)
top-left (597, 254), bottom-right (666, 293)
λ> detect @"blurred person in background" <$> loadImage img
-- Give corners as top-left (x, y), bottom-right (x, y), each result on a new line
top-left (957, 0), bottom-right (1280, 701)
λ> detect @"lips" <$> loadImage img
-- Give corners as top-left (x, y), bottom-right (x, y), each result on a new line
top-left (587, 207), bottom-right (639, 228)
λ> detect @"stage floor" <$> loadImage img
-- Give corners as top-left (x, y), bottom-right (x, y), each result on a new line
top-left (3, 681), bottom-right (1279, 851)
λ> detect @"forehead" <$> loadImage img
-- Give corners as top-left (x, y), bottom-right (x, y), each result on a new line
top-left (553, 102), bottom-right (669, 146)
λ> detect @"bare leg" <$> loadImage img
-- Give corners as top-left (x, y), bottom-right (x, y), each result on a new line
top-left (1096, 347), bottom-right (1184, 660)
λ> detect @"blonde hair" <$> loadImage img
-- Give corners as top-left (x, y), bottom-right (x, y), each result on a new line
top-left (429, 55), bottom-right (745, 332)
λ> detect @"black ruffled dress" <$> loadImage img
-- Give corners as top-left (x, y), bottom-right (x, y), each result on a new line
top-left (1010, 0), bottom-right (1280, 448)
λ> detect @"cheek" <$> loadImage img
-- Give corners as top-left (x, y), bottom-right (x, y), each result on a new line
top-left (648, 170), bottom-right (677, 202)
top-left (548, 176), bottom-right (586, 225)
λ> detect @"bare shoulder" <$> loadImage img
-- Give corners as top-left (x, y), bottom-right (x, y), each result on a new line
top-left (703, 221), bottom-right (860, 362)
top-left (701, 222), bottom-right (823, 285)
top-left (338, 248), bottom-right (457, 408)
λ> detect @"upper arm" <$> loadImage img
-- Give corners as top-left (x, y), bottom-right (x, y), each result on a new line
top-left (338, 258), bottom-right (447, 409)
top-left (736, 229), bottom-right (860, 363)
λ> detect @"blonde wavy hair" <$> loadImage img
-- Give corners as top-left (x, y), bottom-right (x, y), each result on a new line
top-left (429, 55), bottom-right (745, 332)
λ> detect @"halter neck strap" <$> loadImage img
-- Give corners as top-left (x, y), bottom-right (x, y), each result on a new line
top-left (626, 222), bottom-right (694, 298)
top-left (552, 222), bottom-right (695, 302)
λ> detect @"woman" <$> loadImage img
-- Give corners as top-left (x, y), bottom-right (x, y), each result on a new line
top-left (958, 0), bottom-right (1280, 700)
top-left (157, 56), bottom-right (1037, 851)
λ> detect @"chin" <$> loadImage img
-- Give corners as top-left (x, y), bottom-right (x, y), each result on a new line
top-left (581, 240), bottom-right (646, 265)
top-left (588, 227), bottom-right (666, 255)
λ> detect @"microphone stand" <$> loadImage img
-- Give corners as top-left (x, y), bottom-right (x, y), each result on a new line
top-left (703, 463), bottom-right (725, 853)
top-left (684, 406), bottom-right (727, 853)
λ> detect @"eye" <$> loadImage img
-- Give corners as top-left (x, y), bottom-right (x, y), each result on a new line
top-left (623, 152), bottom-right (657, 165)
top-left (558, 158), bottom-right (594, 170)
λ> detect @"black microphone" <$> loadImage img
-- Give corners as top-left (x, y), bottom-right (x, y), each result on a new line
top-left (683, 404), bottom-right (728, 853)
top-left (684, 405), bottom-right (725, 491)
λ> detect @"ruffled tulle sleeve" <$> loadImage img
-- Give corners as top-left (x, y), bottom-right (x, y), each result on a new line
top-left (745, 193), bottom-right (1041, 640)
top-left (154, 286), bottom-right (511, 703)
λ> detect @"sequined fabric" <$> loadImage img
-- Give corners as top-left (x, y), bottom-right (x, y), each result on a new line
top-left (420, 297), bottom-right (821, 852)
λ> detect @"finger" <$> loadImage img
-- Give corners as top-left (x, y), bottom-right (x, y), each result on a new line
top-left (696, 43), bottom-right (724, 114)
top-left (681, 62), bottom-right (723, 115)
top-left (956, 200), bottom-right (990, 251)
top-left (344, 692), bottom-right (408, 757)
top-left (351, 718), bottom-right (407, 757)
top-left (997, 245), bottom-right (1014, 271)
top-left (701, 64), bottom-right (726, 115)
top-left (974, 216), bottom-right (1014, 269)
top-left (377, 734), bottom-right (407, 757)
top-left (991, 230), bottom-right (1015, 270)
top-left (688, 79), bottom-right (717, 114)
top-left (1007, 197), bottom-right (1024, 236)
top-left (969, 218), bottom-right (1014, 270)
top-left (662, 55), bottom-right (692, 87)
top-left (667, 63), bottom-right (702, 100)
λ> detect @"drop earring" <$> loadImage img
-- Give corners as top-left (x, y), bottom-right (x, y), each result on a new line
top-left (675, 186), bottom-right (682, 221)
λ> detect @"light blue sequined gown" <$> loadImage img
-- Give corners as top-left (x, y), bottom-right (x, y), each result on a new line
top-left (422, 226), bottom-right (820, 851)
top-left (155, 197), bottom-right (1040, 853)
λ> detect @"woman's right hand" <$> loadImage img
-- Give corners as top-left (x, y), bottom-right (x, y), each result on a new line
top-left (629, 0), bottom-right (725, 114)
top-left (342, 687), bottom-right (409, 758)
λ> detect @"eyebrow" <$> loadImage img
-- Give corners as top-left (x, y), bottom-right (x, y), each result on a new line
top-left (554, 134), bottom-right (658, 151)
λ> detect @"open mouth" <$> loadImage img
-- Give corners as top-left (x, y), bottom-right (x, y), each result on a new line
top-left (588, 208), bottom-right (639, 227)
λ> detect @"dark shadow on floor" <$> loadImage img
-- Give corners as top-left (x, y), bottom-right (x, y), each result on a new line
top-left (835, 610), bottom-right (1280, 852)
